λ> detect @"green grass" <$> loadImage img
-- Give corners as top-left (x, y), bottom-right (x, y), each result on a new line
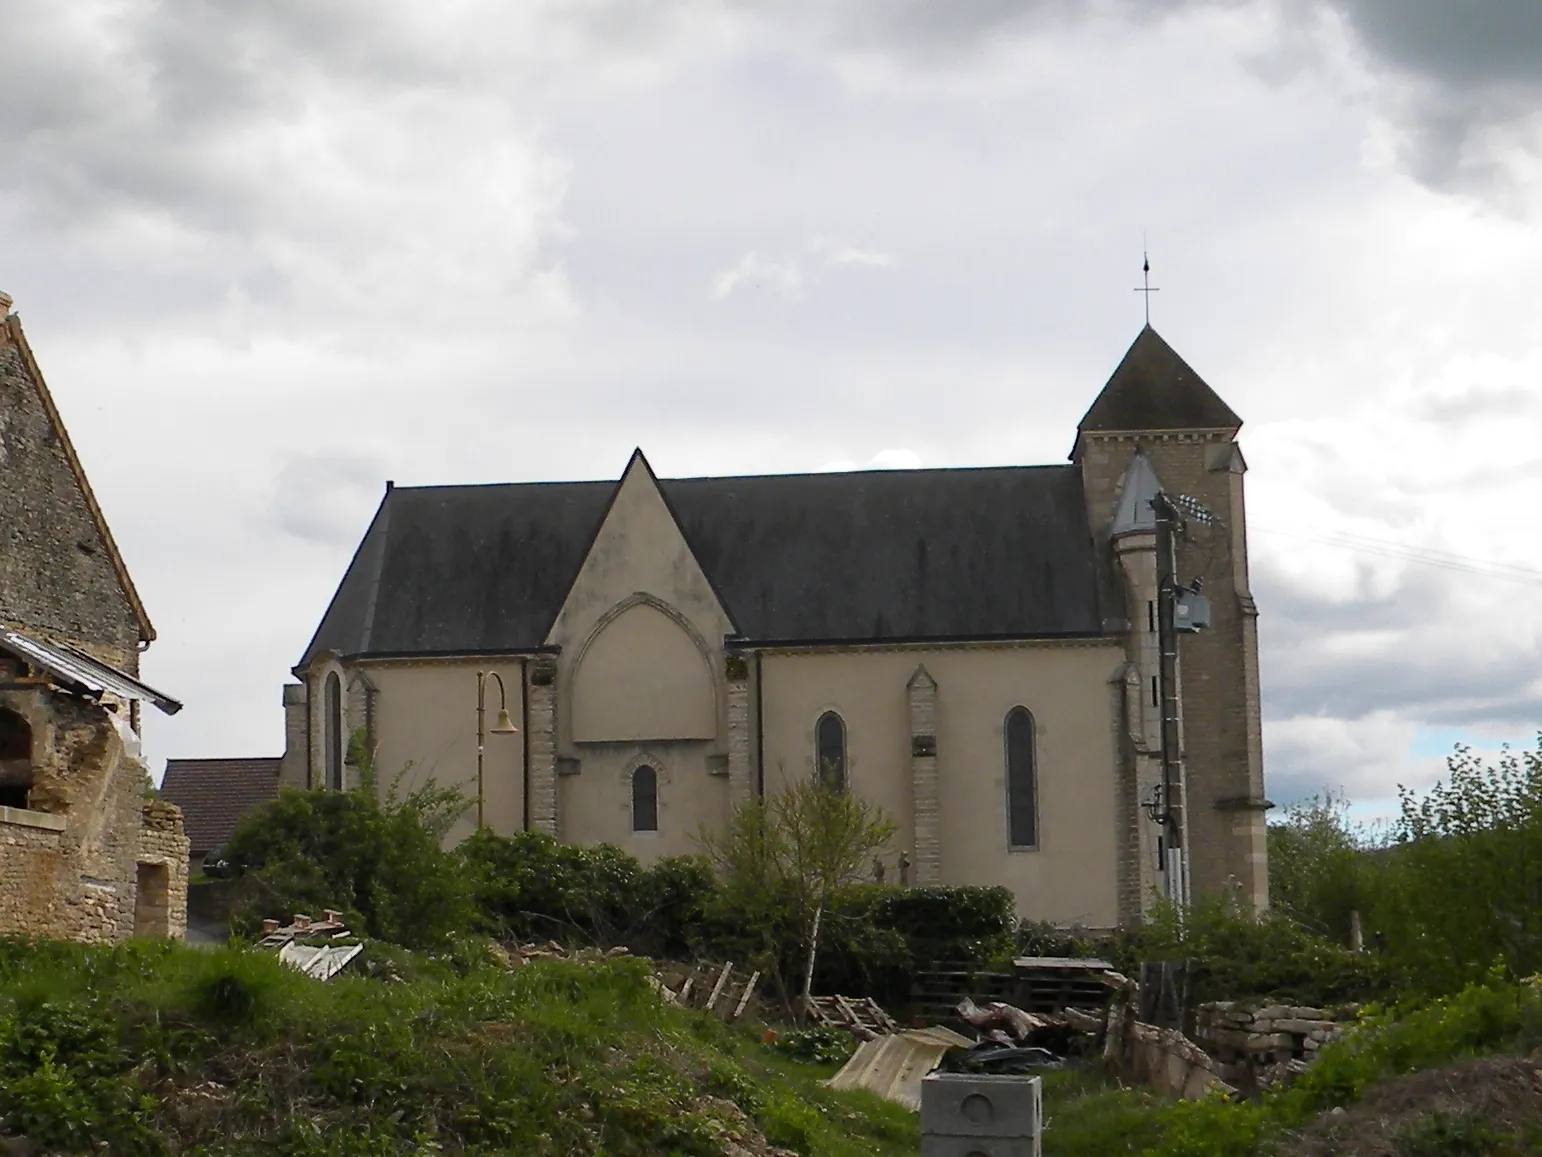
top-left (1040, 1069), bottom-right (1166, 1157)
top-left (0, 937), bottom-right (918, 1156)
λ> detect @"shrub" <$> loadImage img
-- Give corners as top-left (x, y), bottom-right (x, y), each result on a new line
top-left (1120, 895), bottom-right (1397, 1008)
top-left (220, 780), bottom-right (473, 948)
top-left (458, 830), bottom-right (719, 958)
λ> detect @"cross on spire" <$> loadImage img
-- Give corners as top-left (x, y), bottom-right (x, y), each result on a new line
top-left (1134, 244), bottom-right (1160, 325)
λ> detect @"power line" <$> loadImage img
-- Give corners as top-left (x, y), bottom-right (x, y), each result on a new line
top-left (1253, 524), bottom-right (1542, 587)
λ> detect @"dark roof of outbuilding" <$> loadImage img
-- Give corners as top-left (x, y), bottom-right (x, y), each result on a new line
top-left (159, 757), bottom-right (281, 856)
top-left (1078, 325), bottom-right (1241, 433)
top-left (299, 463), bottom-right (1106, 664)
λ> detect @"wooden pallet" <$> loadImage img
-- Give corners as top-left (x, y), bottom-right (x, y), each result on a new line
top-left (805, 994), bottom-right (900, 1036)
top-left (909, 963), bottom-right (1017, 1023)
top-left (910, 958), bottom-right (1124, 1021)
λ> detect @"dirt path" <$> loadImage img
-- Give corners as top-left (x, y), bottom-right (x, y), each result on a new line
top-left (1280, 1054), bottom-right (1542, 1155)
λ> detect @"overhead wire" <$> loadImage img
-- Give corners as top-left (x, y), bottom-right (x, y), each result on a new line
top-left (1253, 524), bottom-right (1542, 588)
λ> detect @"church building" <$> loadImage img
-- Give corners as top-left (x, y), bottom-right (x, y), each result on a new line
top-left (281, 325), bottom-right (1268, 929)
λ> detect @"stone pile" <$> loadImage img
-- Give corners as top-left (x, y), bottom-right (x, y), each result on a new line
top-left (1196, 1001), bottom-right (1346, 1065)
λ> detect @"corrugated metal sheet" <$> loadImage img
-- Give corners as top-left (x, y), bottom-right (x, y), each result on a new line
top-left (279, 942), bottom-right (363, 981)
top-left (825, 1026), bottom-right (974, 1110)
top-left (0, 628), bottom-right (181, 714)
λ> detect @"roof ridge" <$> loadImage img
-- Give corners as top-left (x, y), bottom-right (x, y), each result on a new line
top-left (381, 462), bottom-right (1077, 494)
top-left (164, 756), bottom-right (282, 764)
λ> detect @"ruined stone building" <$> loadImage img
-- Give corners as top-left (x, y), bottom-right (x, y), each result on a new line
top-left (282, 325), bottom-right (1268, 929)
top-left (0, 292), bottom-right (189, 941)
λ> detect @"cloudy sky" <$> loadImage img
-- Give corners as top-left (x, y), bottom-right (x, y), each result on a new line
top-left (6, 0), bottom-right (1542, 818)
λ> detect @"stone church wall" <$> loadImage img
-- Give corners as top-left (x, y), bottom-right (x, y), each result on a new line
top-left (0, 321), bottom-right (143, 674)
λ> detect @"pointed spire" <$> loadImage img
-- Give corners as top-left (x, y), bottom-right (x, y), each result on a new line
top-left (1111, 450), bottom-right (1163, 538)
top-left (1079, 326), bottom-right (1241, 434)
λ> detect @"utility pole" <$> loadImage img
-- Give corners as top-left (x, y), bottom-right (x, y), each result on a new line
top-left (1153, 492), bottom-right (1189, 907)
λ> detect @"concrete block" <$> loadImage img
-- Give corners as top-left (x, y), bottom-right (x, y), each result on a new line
top-left (921, 1137), bottom-right (1038, 1157)
top-left (921, 1074), bottom-right (1041, 1140)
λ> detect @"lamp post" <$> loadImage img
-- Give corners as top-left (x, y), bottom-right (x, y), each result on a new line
top-left (476, 671), bottom-right (519, 830)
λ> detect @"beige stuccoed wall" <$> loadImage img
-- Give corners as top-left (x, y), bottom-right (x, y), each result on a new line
top-left (558, 740), bottom-right (726, 864)
top-left (761, 643), bottom-right (1128, 928)
top-left (545, 454), bottom-right (736, 864)
top-left (364, 660), bottom-right (526, 846)
top-left (571, 602), bottom-right (717, 742)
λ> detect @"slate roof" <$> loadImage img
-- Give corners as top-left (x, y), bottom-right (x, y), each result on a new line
top-left (159, 757), bottom-right (281, 856)
top-left (1078, 325), bottom-right (1241, 433)
top-left (1110, 451), bottom-right (1163, 538)
top-left (299, 464), bottom-right (1106, 664)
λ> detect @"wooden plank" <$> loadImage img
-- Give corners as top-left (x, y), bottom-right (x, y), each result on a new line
top-left (730, 971), bottom-right (760, 1022)
top-left (705, 962), bottom-right (734, 1014)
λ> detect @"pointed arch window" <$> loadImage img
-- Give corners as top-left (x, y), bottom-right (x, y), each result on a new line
top-left (324, 672), bottom-right (343, 791)
top-left (1005, 707), bottom-right (1038, 849)
top-left (632, 765), bottom-right (659, 832)
top-left (816, 711), bottom-right (847, 792)
top-left (0, 708), bottom-right (32, 810)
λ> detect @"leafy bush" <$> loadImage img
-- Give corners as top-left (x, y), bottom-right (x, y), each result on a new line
top-left (220, 781), bottom-right (473, 948)
top-left (458, 829), bottom-right (716, 958)
top-left (1128, 896), bottom-right (1397, 1007)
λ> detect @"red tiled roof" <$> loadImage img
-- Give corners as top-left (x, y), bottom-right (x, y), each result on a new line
top-left (159, 757), bottom-right (282, 855)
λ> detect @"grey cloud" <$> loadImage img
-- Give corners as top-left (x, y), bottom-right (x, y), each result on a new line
top-left (1331, 1), bottom-right (1542, 90)
top-left (1418, 385), bottom-right (1535, 426)
top-left (726, 0), bottom-right (1542, 194)
top-left (1256, 555), bottom-right (1542, 726)
top-left (269, 450), bottom-right (387, 546)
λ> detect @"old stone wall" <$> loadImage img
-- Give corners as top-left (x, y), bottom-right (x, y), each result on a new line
top-left (0, 320), bottom-right (144, 671)
top-left (0, 808), bottom-right (67, 936)
top-left (0, 686), bottom-right (185, 942)
top-left (137, 800), bottom-right (190, 940)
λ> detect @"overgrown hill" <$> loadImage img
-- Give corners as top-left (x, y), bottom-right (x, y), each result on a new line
top-left (0, 938), bottom-right (916, 1157)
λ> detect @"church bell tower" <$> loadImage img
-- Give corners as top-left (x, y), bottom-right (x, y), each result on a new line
top-left (1074, 325), bottom-right (1268, 919)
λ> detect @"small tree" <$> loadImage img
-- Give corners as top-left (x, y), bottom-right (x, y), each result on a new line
top-left (698, 773), bottom-right (895, 1015)
top-left (1267, 789), bottom-right (1379, 942)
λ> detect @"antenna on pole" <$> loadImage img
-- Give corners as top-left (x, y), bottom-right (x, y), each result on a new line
top-left (1134, 236), bottom-right (1160, 325)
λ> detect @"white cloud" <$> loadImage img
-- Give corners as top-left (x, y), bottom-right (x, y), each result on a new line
top-left (711, 239), bottom-right (897, 299)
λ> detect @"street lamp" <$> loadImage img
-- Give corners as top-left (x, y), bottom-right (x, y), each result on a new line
top-left (476, 671), bottom-right (519, 830)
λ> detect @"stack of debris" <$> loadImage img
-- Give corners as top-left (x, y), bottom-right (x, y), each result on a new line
top-left (1054, 980), bottom-right (1354, 1100)
top-left (909, 957), bottom-right (1131, 1024)
top-left (1011, 957), bottom-right (1132, 1015)
top-left (1195, 1001), bottom-right (1346, 1063)
top-left (510, 940), bottom-right (634, 965)
top-left (256, 912), bottom-right (362, 982)
top-left (1195, 1001), bottom-right (1348, 1092)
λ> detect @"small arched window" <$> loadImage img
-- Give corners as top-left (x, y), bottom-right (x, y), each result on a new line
top-left (632, 765), bottom-right (659, 832)
top-left (816, 711), bottom-right (846, 792)
top-left (324, 673), bottom-right (343, 791)
top-left (0, 708), bottom-right (32, 810)
top-left (1006, 707), bottom-right (1037, 849)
